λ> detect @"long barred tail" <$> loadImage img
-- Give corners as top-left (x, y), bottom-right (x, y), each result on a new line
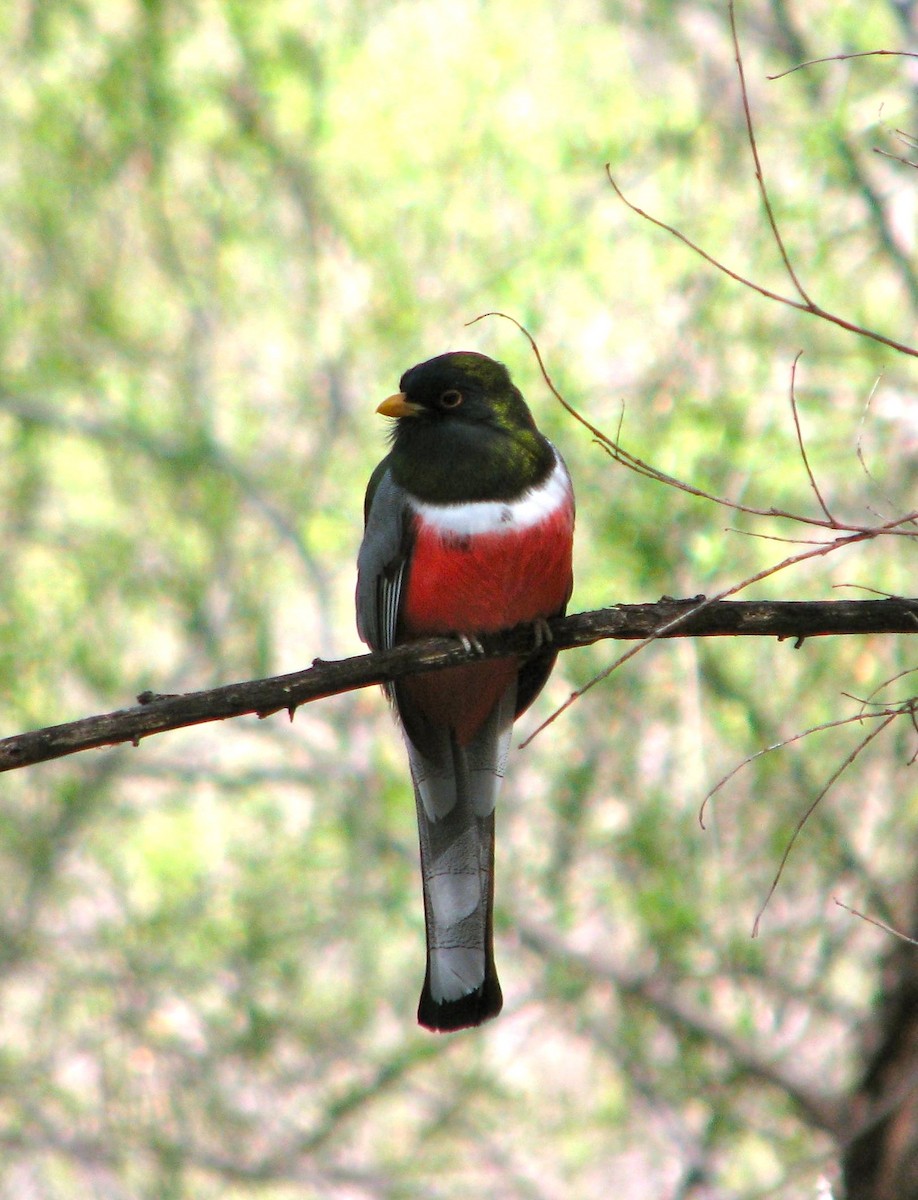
top-left (414, 792), bottom-right (502, 1031)
top-left (405, 690), bottom-right (515, 1032)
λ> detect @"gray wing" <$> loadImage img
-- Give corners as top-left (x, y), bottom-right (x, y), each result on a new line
top-left (356, 465), bottom-right (412, 655)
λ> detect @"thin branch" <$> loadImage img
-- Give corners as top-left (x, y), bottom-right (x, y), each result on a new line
top-left (835, 899), bottom-right (918, 946)
top-left (877, 129), bottom-right (918, 170)
top-left (698, 709), bottom-right (897, 829)
top-left (751, 713), bottom-right (899, 936)
top-left (788, 352), bottom-right (834, 522)
top-left (768, 49), bottom-right (918, 82)
top-left (1, 599), bottom-right (916, 773)
top-left (604, 170), bottom-right (918, 360)
top-left (854, 372), bottom-right (885, 489)
top-left (874, 147), bottom-right (918, 170)
top-left (728, 1), bottom-right (813, 304)
top-left (728, 529), bottom-right (846, 546)
top-left (838, 584), bottom-right (918, 601)
top-left (849, 666), bottom-right (918, 710)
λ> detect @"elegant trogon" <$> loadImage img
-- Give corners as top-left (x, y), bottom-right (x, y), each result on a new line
top-left (356, 351), bottom-right (575, 1032)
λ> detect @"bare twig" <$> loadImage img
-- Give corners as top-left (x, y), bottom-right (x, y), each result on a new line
top-left (604, 169), bottom-right (918, 360)
top-left (845, 667), bottom-right (918, 712)
top-left (835, 899), bottom-right (918, 946)
top-left (698, 709), bottom-right (898, 829)
top-left (729, 2), bottom-right (813, 304)
top-left (854, 373), bottom-right (885, 487)
top-left (788, 353), bottom-right (834, 522)
top-left (837, 584), bottom-right (918, 602)
top-left (769, 49), bottom-right (918, 82)
top-left (874, 147), bottom-right (918, 170)
top-left (752, 713), bottom-right (898, 936)
top-left (728, 529), bottom-right (848, 546)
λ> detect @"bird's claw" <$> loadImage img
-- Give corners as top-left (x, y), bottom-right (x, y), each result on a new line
top-left (530, 616), bottom-right (553, 651)
top-left (456, 632), bottom-right (485, 655)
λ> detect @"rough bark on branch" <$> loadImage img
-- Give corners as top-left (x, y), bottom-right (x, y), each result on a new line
top-left (1, 598), bottom-right (915, 773)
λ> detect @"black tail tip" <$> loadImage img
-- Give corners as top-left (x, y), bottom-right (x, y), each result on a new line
top-left (417, 976), bottom-right (503, 1033)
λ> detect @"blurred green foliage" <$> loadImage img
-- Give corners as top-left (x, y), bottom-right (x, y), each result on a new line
top-left (0, 0), bottom-right (916, 1196)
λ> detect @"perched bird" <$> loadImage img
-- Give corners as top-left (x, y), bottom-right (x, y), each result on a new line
top-left (356, 351), bottom-right (574, 1032)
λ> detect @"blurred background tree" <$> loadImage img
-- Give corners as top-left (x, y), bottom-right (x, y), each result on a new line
top-left (0, 0), bottom-right (915, 1196)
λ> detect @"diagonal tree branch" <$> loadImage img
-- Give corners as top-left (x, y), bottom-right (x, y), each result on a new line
top-left (1, 598), bottom-right (915, 773)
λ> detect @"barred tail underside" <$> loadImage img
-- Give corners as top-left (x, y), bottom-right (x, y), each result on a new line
top-left (407, 688), bottom-right (515, 1032)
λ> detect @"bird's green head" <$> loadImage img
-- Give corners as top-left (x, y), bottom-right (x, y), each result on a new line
top-left (378, 352), bottom-right (554, 503)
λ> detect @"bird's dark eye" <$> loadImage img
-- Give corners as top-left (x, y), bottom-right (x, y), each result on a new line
top-left (438, 389), bottom-right (463, 409)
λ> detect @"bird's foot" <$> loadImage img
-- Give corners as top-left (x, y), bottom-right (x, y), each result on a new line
top-left (529, 616), bottom-right (553, 651)
top-left (456, 632), bottom-right (485, 655)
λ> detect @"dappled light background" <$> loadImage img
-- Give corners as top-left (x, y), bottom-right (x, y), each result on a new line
top-left (0, 1), bottom-right (916, 1197)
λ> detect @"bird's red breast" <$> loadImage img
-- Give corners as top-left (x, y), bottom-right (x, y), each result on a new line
top-left (399, 498), bottom-right (574, 744)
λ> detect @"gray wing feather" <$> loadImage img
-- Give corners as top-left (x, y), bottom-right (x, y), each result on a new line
top-left (356, 468), bottom-right (411, 654)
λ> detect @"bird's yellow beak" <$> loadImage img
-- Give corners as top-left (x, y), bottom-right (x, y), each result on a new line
top-left (376, 392), bottom-right (422, 418)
